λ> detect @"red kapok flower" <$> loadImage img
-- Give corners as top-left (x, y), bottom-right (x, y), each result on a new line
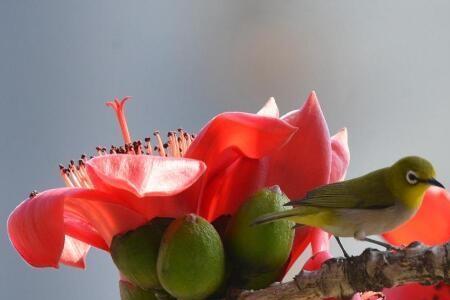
top-left (7, 96), bottom-right (298, 269)
top-left (8, 92), bottom-right (349, 283)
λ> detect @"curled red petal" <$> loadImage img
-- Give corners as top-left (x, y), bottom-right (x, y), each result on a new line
top-left (329, 128), bottom-right (350, 183)
top-left (86, 154), bottom-right (206, 198)
top-left (302, 250), bottom-right (333, 271)
top-left (302, 228), bottom-right (332, 271)
top-left (64, 213), bottom-right (109, 251)
top-left (7, 188), bottom-right (146, 268)
top-left (383, 187), bottom-right (450, 246)
top-left (310, 228), bottom-right (331, 254)
top-left (285, 227), bottom-right (313, 273)
top-left (185, 111), bottom-right (297, 180)
top-left (383, 282), bottom-right (450, 300)
top-left (266, 91), bottom-right (332, 199)
top-left (199, 157), bottom-right (267, 221)
top-left (257, 97), bottom-right (280, 118)
top-left (59, 236), bottom-right (90, 269)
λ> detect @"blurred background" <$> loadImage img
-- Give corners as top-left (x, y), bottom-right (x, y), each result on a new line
top-left (1, 1), bottom-right (449, 299)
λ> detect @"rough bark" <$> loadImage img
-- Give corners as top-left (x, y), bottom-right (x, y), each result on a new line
top-left (237, 242), bottom-right (450, 300)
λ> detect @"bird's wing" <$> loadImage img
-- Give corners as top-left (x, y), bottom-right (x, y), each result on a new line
top-left (289, 168), bottom-right (397, 209)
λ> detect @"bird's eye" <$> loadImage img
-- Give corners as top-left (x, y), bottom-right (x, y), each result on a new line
top-left (406, 170), bottom-right (419, 185)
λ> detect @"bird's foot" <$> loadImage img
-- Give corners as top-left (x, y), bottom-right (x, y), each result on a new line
top-left (362, 237), bottom-right (401, 251)
top-left (335, 236), bottom-right (350, 258)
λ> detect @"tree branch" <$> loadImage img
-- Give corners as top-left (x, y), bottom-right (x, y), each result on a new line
top-left (238, 242), bottom-right (450, 300)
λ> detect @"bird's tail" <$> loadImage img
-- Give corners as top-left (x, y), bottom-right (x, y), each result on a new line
top-left (252, 208), bottom-right (307, 226)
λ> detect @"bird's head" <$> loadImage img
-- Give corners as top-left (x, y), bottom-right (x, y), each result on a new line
top-left (388, 156), bottom-right (445, 209)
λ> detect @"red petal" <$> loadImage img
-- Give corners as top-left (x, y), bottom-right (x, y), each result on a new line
top-left (64, 214), bottom-right (109, 251)
top-left (383, 187), bottom-right (450, 246)
top-left (383, 282), bottom-right (450, 300)
top-left (303, 250), bottom-right (333, 271)
top-left (310, 228), bottom-right (331, 254)
top-left (285, 227), bottom-right (313, 272)
top-left (199, 157), bottom-right (267, 221)
top-left (7, 188), bottom-right (146, 268)
top-left (185, 111), bottom-right (297, 180)
top-left (60, 236), bottom-right (90, 269)
top-left (266, 91), bottom-right (332, 199)
top-left (329, 128), bottom-right (350, 183)
top-left (303, 229), bottom-right (332, 271)
top-left (86, 154), bottom-right (206, 198)
top-left (128, 194), bottom-right (197, 220)
top-left (257, 97), bottom-right (280, 118)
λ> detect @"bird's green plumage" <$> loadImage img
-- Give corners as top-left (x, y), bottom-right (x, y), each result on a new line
top-left (290, 168), bottom-right (396, 210)
top-left (253, 156), bottom-right (444, 239)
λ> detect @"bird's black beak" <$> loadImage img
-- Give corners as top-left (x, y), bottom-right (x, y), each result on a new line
top-left (426, 178), bottom-right (445, 189)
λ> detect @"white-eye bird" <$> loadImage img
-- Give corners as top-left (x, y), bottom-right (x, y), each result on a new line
top-left (253, 156), bottom-right (446, 256)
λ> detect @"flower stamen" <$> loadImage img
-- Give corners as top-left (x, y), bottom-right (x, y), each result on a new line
top-left (68, 168), bottom-right (82, 187)
top-left (153, 131), bottom-right (167, 157)
top-left (59, 165), bottom-right (74, 187)
top-left (144, 137), bottom-right (153, 155)
top-left (96, 146), bottom-right (103, 156)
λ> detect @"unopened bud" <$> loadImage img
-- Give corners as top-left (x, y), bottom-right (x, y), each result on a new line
top-left (111, 218), bottom-right (174, 290)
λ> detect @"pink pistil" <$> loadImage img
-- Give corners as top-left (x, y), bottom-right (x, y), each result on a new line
top-left (106, 96), bottom-right (132, 145)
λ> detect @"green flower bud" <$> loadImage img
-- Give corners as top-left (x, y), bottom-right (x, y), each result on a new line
top-left (226, 186), bottom-right (294, 272)
top-left (157, 214), bottom-right (226, 300)
top-left (111, 218), bottom-right (173, 290)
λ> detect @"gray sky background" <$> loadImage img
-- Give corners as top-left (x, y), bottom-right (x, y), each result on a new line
top-left (1, 1), bottom-right (449, 299)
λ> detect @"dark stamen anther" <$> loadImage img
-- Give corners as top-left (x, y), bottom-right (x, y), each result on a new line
top-left (29, 190), bottom-right (38, 198)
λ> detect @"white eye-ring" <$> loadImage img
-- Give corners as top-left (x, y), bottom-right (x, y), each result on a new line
top-left (406, 170), bottom-right (419, 185)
